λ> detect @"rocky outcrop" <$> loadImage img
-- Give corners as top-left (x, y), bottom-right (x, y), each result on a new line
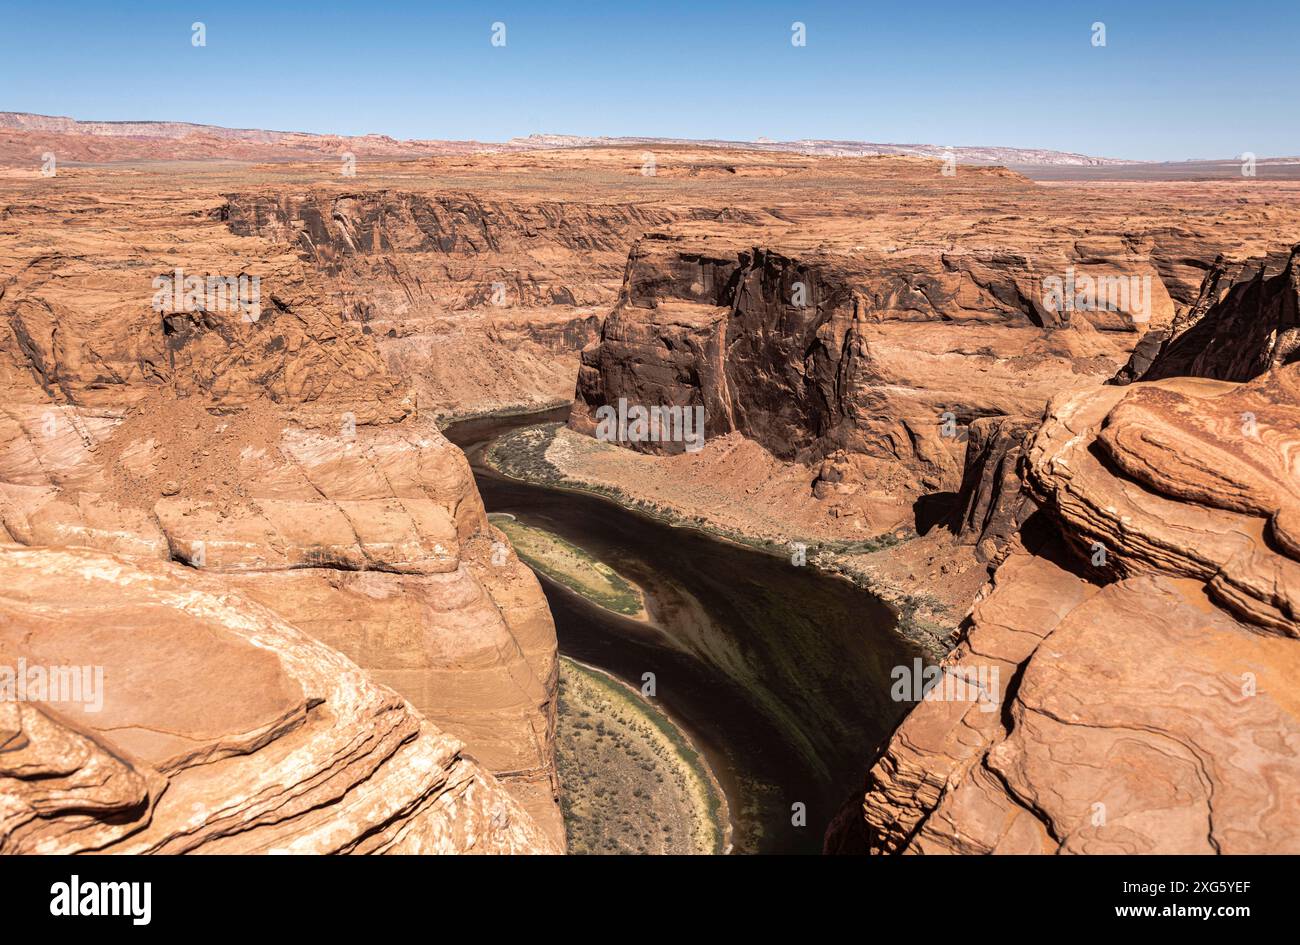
top-left (0, 180), bottom-right (563, 851)
top-left (0, 544), bottom-right (557, 854)
top-left (857, 553), bottom-right (1300, 854)
top-left (950, 416), bottom-right (1038, 563)
top-left (570, 230), bottom-right (1154, 528)
top-left (849, 361), bottom-right (1300, 853)
top-left (1031, 370), bottom-right (1300, 634)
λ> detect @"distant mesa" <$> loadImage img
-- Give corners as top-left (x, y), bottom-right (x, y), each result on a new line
top-left (0, 110), bottom-right (1135, 167)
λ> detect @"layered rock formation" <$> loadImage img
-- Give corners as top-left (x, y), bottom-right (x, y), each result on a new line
top-left (839, 236), bottom-right (1300, 852)
top-left (0, 544), bottom-right (557, 854)
top-left (220, 187), bottom-right (712, 417)
top-left (140, 149), bottom-right (1300, 431)
top-left (949, 415), bottom-right (1038, 563)
top-left (0, 175), bottom-right (563, 851)
top-left (848, 360), bottom-right (1300, 854)
top-left (565, 157), bottom-right (1300, 535)
top-left (571, 227), bottom-right (1160, 529)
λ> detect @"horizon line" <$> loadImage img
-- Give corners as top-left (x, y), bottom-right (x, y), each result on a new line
top-left (7, 109), bottom-right (1296, 166)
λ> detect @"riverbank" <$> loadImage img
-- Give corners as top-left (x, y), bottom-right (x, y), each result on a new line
top-left (485, 422), bottom-right (979, 658)
top-left (556, 656), bottom-right (731, 855)
top-left (488, 513), bottom-right (650, 621)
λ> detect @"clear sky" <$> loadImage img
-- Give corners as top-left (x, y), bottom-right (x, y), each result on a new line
top-left (2, 1), bottom-right (1296, 161)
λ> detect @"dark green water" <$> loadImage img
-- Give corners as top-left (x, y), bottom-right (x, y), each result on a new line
top-left (444, 409), bottom-right (921, 854)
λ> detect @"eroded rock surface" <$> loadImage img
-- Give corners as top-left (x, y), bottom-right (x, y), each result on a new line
top-left (566, 160), bottom-right (1300, 532)
top-left (848, 362), bottom-right (1300, 854)
top-left (950, 415), bottom-right (1037, 563)
top-left (1117, 245), bottom-right (1299, 384)
top-left (0, 171), bottom-right (564, 852)
top-left (219, 182), bottom-right (709, 418)
top-left (6, 146), bottom-right (1300, 856)
top-left (0, 545), bottom-right (557, 854)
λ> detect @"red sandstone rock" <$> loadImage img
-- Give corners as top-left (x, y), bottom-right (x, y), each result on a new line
top-left (1118, 245), bottom-right (1299, 384)
top-left (0, 174), bottom-right (564, 852)
top-left (0, 544), bottom-right (558, 854)
top-left (950, 416), bottom-right (1038, 563)
top-left (6, 142), bottom-right (1300, 857)
top-left (852, 361), bottom-right (1300, 853)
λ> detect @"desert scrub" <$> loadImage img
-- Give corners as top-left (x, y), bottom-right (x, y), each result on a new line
top-left (555, 657), bottom-right (729, 855)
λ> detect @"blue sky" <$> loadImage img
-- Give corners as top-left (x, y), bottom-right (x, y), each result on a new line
top-left (2, 1), bottom-right (1297, 160)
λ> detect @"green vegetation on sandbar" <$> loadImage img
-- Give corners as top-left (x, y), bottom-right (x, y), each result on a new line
top-left (557, 656), bottom-right (730, 855)
top-left (489, 513), bottom-right (649, 620)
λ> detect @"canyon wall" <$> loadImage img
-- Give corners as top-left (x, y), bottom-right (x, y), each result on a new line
top-left (570, 226), bottom-right (1173, 530)
top-left (0, 180), bottom-right (564, 851)
top-left (222, 189), bottom-right (720, 418)
top-left (843, 256), bottom-right (1300, 853)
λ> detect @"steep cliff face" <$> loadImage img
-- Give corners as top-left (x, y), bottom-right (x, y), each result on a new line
top-left (848, 359), bottom-right (1300, 854)
top-left (571, 230), bottom-right (1162, 527)
top-left (223, 191), bottom-right (690, 307)
top-left (1116, 245), bottom-right (1300, 384)
top-left (561, 154), bottom-right (1300, 512)
top-left (0, 180), bottom-right (563, 850)
top-left (221, 189), bottom-right (713, 417)
top-left (949, 415), bottom-right (1038, 564)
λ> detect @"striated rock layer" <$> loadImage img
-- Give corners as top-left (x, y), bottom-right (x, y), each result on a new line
top-left (570, 231), bottom-right (1147, 529)
top-left (218, 181), bottom-right (713, 418)
top-left (0, 171), bottom-right (564, 851)
top-left (0, 544), bottom-right (557, 854)
top-left (847, 360), bottom-right (1300, 854)
top-left (1116, 244), bottom-right (1300, 384)
top-left (566, 165), bottom-right (1300, 533)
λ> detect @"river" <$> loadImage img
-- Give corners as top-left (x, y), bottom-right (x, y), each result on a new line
top-left (444, 408), bottom-right (922, 854)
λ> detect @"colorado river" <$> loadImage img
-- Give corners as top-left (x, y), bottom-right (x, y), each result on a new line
top-left (444, 409), bottom-right (922, 854)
